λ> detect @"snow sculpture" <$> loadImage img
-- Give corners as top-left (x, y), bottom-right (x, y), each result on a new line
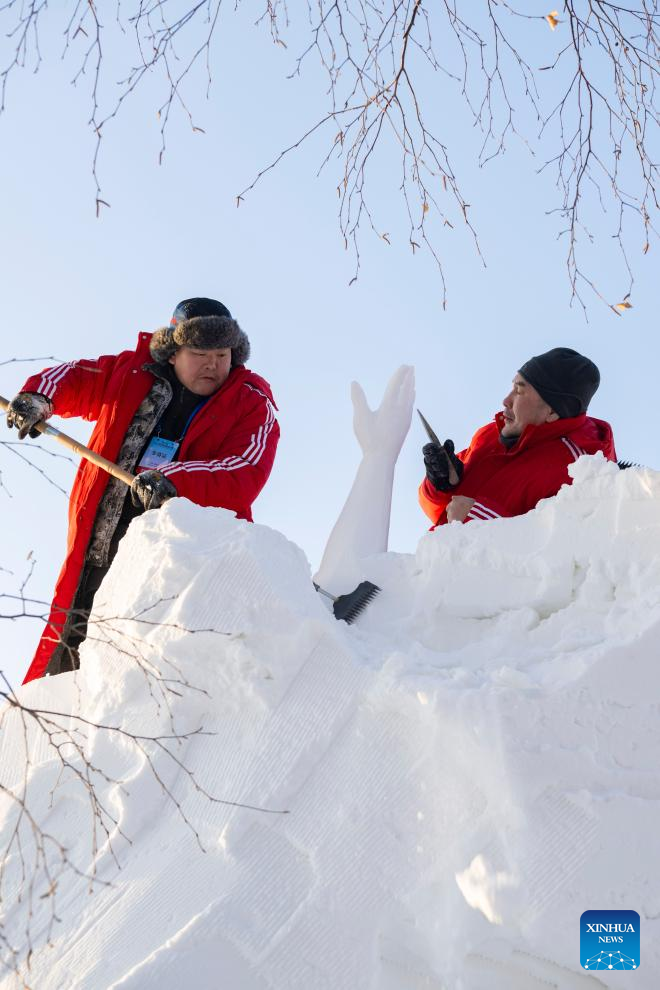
top-left (314, 364), bottom-right (415, 595)
top-left (4, 459), bottom-right (660, 988)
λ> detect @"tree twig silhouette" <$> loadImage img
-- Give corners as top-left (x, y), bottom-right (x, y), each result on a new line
top-left (0, 2), bottom-right (656, 306)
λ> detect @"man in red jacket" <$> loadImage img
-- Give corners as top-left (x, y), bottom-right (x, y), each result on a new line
top-left (419, 347), bottom-right (616, 527)
top-left (6, 297), bottom-right (279, 682)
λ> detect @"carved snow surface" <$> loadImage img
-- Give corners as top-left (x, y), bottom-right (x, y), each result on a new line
top-left (1, 456), bottom-right (660, 989)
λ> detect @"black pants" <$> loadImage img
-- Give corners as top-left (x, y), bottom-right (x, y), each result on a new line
top-left (57, 562), bottom-right (112, 672)
top-left (50, 507), bottom-right (136, 675)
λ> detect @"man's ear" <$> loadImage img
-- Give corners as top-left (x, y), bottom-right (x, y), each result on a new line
top-left (168, 353), bottom-right (176, 366)
top-left (546, 409), bottom-right (560, 423)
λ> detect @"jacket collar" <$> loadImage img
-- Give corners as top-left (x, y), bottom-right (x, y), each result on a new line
top-left (494, 410), bottom-right (588, 452)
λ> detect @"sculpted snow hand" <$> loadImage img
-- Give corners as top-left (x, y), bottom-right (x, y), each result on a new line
top-left (351, 365), bottom-right (415, 458)
top-left (15, 296), bottom-right (280, 683)
top-left (315, 365), bottom-right (415, 595)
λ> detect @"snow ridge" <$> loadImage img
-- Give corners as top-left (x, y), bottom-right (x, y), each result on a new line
top-left (1, 456), bottom-right (659, 989)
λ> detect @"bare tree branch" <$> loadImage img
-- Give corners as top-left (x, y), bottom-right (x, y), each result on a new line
top-left (0, 580), bottom-right (288, 981)
top-left (0, 5), bottom-right (657, 297)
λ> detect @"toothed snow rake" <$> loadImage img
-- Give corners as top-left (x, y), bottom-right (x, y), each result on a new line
top-left (314, 581), bottom-right (380, 624)
top-left (0, 393), bottom-right (381, 623)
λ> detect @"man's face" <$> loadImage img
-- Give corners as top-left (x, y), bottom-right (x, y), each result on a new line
top-left (501, 374), bottom-right (558, 438)
top-left (169, 346), bottom-right (232, 396)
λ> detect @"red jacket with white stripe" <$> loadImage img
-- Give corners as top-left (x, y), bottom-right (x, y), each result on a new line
top-left (419, 411), bottom-right (616, 527)
top-left (21, 332), bottom-right (279, 683)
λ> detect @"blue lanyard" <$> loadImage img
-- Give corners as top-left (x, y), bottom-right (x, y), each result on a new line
top-left (180, 400), bottom-right (207, 441)
top-left (157, 398), bottom-right (208, 444)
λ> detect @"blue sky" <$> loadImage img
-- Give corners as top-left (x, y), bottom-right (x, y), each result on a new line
top-left (1, 4), bottom-right (657, 686)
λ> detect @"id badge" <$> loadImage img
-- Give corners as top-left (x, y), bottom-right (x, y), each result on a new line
top-left (138, 436), bottom-right (179, 470)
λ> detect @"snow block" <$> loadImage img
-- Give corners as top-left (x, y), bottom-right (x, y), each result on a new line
top-left (2, 460), bottom-right (660, 989)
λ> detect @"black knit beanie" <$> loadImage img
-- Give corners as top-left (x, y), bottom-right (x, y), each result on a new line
top-left (149, 297), bottom-right (251, 367)
top-left (518, 347), bottom-right (600, 418)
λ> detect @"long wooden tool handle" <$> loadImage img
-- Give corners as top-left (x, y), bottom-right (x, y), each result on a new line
top-left (0, 394), bottom-right (135, 487)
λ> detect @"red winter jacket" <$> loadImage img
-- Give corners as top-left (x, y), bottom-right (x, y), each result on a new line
top-left (419, 411), bottom-right (616, 526)
top-left (21, 332), bottom-right (279, 683)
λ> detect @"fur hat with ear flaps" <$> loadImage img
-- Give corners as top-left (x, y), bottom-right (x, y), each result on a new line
top-left (149, 297), bottom-right (251, 367)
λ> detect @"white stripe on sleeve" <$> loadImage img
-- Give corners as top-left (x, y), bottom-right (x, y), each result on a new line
top-left (561, 437), bottom-right (585, 461)
top-left (38, 362), bottom-right (77, 400)
top-left (160, 385), bottom-right (276, 479)
top-left (467, 501), bottom-right (501, 521)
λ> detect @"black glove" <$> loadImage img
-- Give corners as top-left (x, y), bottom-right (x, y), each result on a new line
top-left (423, 439), bottom-right (463, 491)
top-left (130, 470), bottom-right (178, 511)
top-left (6, 392), bottom-right (52, 440)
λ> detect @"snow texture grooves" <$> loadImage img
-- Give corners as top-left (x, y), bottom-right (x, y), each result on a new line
top-left (213, 825), bottom-right (314, 957)
top-left (521, 789), bottom-right (599, 923)
top-left (226, 633), bottom-right (372, 810)
top-left (4, 463), bottom-right (660, 989)
top-left (249, 709), bottom-right (431, 989)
